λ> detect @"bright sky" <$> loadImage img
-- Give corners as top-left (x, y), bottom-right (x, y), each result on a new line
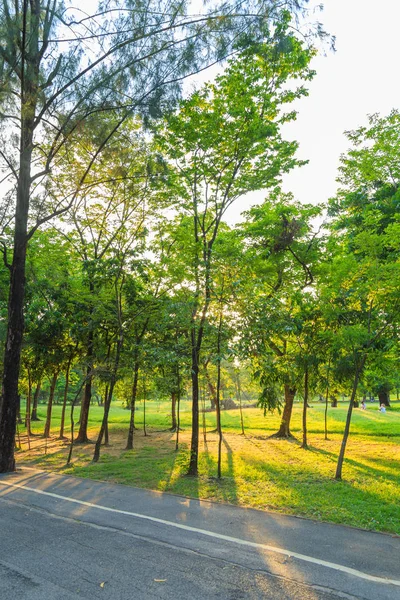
top-left (226, 0), bottom-right (400, 222)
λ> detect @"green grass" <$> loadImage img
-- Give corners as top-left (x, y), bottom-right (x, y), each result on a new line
top-left (18, 400), bottom-right (400, 536)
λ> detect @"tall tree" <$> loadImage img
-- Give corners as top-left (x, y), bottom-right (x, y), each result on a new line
top-left (325, 110), bottom-right (400, 479)
top-left (158, 31), bottom-right (315, 473)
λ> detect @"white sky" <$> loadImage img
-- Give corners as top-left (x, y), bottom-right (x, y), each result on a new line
top-left (226, 0), bottom-right (400, 222)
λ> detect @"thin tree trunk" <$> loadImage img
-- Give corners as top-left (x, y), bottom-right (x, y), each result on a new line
top-left (273, 385), bottom-right (296, 438)
top-left (44, 371), bottom-right (59, 438)
top-left (216, 312), bottom-right (223, 479)
top-left (335, 357), bottom-right (366, 480)
top-left (31, 381), bottom-right (42, 421)
top-left (301, 366), bottom-right (309, 449)
top-left (103, 384), bottom-right (110, 445)
top-left (59, 360), bottom-right (72, 439)
top-left (171, 392), bottom-right (177, 431)
top-left (175, 366), bottom-right (181, 452)
top-left (236, 371), bottom-right (245, 435)
top-left (324, 384), bottom-right (330, 441)
top-left (126, 361), bottom-right (139, 450)
top-left (201, 384), bottom-right (207, 445)
top-left (76, 326), bottom-right (94, 443)
top-left (143, 376), bottom-right (147, 437)
top-left (103, 385), bottom-right (109, 408)
top-left (25, 371), bottom-right (32, 448)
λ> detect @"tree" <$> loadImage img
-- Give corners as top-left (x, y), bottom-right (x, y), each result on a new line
top-left (325, 110), bottom-right (400, 479)
top-left (238, 191), bottom-right (321, 438)
top-left (157, 23), bottom-right (315, 475)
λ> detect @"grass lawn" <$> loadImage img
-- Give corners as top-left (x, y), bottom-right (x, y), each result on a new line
top-left (16, 399), bottom-right (400, 536)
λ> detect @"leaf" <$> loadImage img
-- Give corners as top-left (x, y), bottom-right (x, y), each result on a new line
top-left (100, 582), bottom-right (105, 588)
top-left (154, 579), bottom-right (167, 582)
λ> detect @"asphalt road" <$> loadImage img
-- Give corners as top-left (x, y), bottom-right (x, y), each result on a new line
top-left (0, 468), bottom-right (399, 600)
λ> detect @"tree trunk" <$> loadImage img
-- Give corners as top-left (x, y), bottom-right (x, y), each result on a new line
top-left (273, 385), bottom-right (296, 438)
top-left (301, 367), bottom-right (309, 449)
top-left (76, 327), bottom-right (94, 443)
top-left (335, 357), bottom-right (365, 480)
top-left (25, 372), bottom-right (32, 445)
top-left (216, 312), bottom-right (223, 479)
top-left (126, 361), bottom-right (139, 450)
top-left (175, 366), bottom-right (181, 452)
top-left (330, 395), bottom-right (338, 408)
top-left (378, 390), bottom-right (390, 407)
top-left (0, 0), bottom-right (42, 472)
top-left (59, 360), bottom-right (71, 439)
top-left (324, 381), bottom-right (330, 441)
top-left (31, 381), bottom-right (42, 421)
top-left (44, 371), bottom-right (59, 438)
top-left (188, 352), bottom-right (200, 476)
top-left (235, 372), bottom-right (245, 436)
top-left (102, 385), bottom-right (109, 408)
top-left (143, 377), bottom-right (147, 437)
top-left (171, 392), bottom-right (178, 431)
top-left (0, 133), bottom-right (35, 471)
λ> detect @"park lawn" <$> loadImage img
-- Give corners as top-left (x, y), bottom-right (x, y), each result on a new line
top-left (17, 400), bottom-right (400, 536)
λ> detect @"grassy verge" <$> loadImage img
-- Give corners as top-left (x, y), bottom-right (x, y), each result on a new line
top-left (16, 400), bottom-right (400, 536)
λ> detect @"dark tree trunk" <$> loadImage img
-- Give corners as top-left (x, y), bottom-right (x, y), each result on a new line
top-left (0, 0), bottom-right (42, 472)
top-left (175, 366), bottom-right (181, 452)
top-left (102, 385), bottom-right (109, 408)
top-left (59, 360), bottom-right (71, 439)
top-left (126, 361), bottom-right (139, 450)
top-left (273, 385), bottom-right (296, 438)
top-left (143, 377), bottom-right (147, 437)
top-left (0, 113), bottom-right (36, 471)
top-left (25, 372), bottom-right (32, 444)
top-left (324, 381), bottom-right (330, 441)
top-left (235, 372), bottom-right (245, 436)
top-left (76, 327), bottom-right (94, 443)
top-left (188, 351), bottom-right (200, 476)
top-left (335, 357), bottom-right (366, 480)
top-left (216, 312), bottom-right (223, 479)
top-left (103, 383), bottom-right (110, 444)
top-left (31, 381), bottom-right (42, 421)
top-left (378, 390), bottom-right (390, 407)
top-left (44, 371), bottom-right (59, 438)
top-left (171, 392), bottom-right (178, 431)
top-left (330, 396), bottom-right (338, 408)
top-left (301, 367), bottom-right (309, 449)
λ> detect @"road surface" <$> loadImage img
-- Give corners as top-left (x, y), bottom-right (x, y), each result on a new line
top-left (0, 468), bottom-right (399, 599)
